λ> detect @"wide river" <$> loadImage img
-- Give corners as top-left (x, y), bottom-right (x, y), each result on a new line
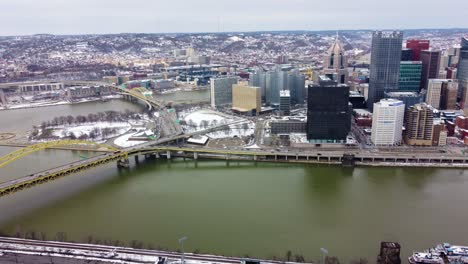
top-left (0, 95), bottom-right (467, 262)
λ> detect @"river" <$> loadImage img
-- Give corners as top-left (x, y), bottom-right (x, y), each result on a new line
top-left (0, 96), bottom-right (467, 262)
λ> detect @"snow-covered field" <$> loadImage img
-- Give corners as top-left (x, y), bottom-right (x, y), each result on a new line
top-left (181, 109), bottom-right (255, 138)
top-left (183, 109), bottom-right (234, 128)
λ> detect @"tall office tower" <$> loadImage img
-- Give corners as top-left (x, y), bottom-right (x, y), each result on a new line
top-left (458, 37), bottom-right (468, 98)
top-left (279, 90), bottom-right (291, 116)
top-left (426, 79), bottom-right (457, 109)
top-left (266, 66), bottom-right (287, 107)
top-left (306, 77), bottom-right (351, 142)
top-left (420, 50), bottom-right (441, 90)
top-left (406, 40), bottom-right (430, 61)
top-left (249, 70), bottom-right (267, 103)
top-left (440, 80), bottom-right (458, 110)
top-left (404, 103), bottom-right (434, 146)
top-left (210, 76), bottom-right (238, 108)
top-left (371, 99), bottom-right (405, 146)
top-left (460, 80), bottom-right (468, 115)
top-left (287, 69), bottom-right (306, 105)
top-left (232, 84), bottom-right (261, 115)
top-left (399, 61), bottom-right (422, 92)
top-left (323, 35), bottom-right (348, 84)
top-left (401, 49), bottom-right (413, 61)
top-left (368, 31), bottom-right (403, 111)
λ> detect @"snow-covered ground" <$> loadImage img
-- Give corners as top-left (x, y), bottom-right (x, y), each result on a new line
top-left (51, 122), bottom-right (131, 139)
top-left (183, 109), bottom-right (232, 127)
top-left (113, 132), bottom-right (147, 148)
top-left (0, 95), bottom-right (123, 111)
top-left (290, 133), bottom-right (308, 143)
top-left (181, 109), bottom-right (255, 138)
top-left (207, 121), bottom-right (255, 139)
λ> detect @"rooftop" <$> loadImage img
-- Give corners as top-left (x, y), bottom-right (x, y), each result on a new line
top-left (375, 98), bottom-right (404, 107)
top-left (280, 90), bottom-right (290, 97)
top-left (385, 91), bottom-right (421, 97)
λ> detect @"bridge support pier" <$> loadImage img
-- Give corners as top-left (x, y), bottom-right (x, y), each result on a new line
top-left (253, 155), bottom-right (257, 161)
top-left (166, 151), bottom-right (171, 159)
top-left (194, 152), bottom-right (198, 160)
top-left (117, 158), bottom-right (130, 169)
top-left (134, 155), bottom-right (139, 164)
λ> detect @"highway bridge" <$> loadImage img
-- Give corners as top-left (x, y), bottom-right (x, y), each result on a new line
top-left (2, 136), bottom-right (468, 198)
top-left (0, 119), bottom-right (250, 197)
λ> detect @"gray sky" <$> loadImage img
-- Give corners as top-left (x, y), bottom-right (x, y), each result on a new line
top-left (1, 0), bottom-right (468, 35)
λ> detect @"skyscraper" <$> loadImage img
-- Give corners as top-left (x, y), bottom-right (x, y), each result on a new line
top-left (249, 69), bottom-right (267, 103)
top-left (404, 103), bottom-right (434, 146)
top-left (210, 76), bottom-right (238, 108)
top-left (306, 77), bottom-right (351, 142)
top-left (426, 79), bottom-right (457, 110)
top-left (399, 61), bottom-right (422, 92)
top-left (323, 35), bottom-right (348, 84)
top-left (406, 39), bottom-right (430, 61)
top-left (440, 80), bottom-right (458, 110)
top-left (266, 66), bottom-right (287, 107)
top-left (287, 69), bottom-right (306, 105)
top-left (232, 84), bottom-right (261, 115)
top-left (371, 99), bottom-right (405, 146)
top-left (420, 50), bottom-right (441, 90)
top-left (401, 49), bottom-right (413, 61)
top-left (368, 31), bottom-right (403, 111)
top-left (279, 90), bottom-right (291, 116)
top-left (458, 37), bottom-right (468, 98)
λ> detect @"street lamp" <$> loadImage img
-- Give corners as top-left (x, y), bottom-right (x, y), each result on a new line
top-left (320, 248), bottom-right (328, 264)
top-left (178, 236), bottom-right (188, 264)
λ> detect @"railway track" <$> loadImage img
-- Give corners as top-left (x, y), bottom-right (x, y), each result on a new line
top-left (0, 237), bottom-right (271, 264)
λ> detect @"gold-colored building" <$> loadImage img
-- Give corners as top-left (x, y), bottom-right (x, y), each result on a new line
top-left (232, 84), bottom-right (261, 115)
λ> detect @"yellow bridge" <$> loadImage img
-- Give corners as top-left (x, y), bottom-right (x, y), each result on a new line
top-left (64, 81), bottom-right (165, 110)
top-left (2, 137), bottom-right (468, 198)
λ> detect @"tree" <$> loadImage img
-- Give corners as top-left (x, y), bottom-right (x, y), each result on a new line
top-left (69, 132), bottom-right (77, 140)
top-left (286, 250), bottom-right (292, 261)
top-left (201, 120), bottom-right (209, 129)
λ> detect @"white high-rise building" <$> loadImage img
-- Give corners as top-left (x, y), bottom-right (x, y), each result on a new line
top-left (371, 99), bottom-right (405, 146)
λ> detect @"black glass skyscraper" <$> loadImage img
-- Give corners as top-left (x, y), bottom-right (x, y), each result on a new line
top-left (306, 78), bottom-right (351, 142)
top-left (368, 31), bottom-right (403, 111)
top-left (458, 37), bottom-right (468, 97)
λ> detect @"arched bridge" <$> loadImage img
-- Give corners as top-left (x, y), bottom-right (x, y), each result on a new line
top-left (63, 81), bottom-right (165, 110)
top-left (0, 140), bottom-right (119, 169)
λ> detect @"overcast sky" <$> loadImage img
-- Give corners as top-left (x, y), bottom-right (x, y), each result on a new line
top-left (1, 0), bottom-right (468, 36)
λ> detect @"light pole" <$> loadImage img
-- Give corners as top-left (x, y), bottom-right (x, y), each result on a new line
top-left (320, 248), bottom-right (328, 264)
top-left (178, 236), bottom-right (188, 264)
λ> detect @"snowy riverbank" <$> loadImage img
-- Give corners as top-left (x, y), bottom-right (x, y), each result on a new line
top-left (0, 95), bottom-right (123, 111)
